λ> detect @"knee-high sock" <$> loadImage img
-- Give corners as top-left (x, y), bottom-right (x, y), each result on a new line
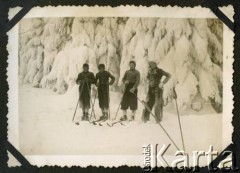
top-left (131, 110), bottom-right (136, 117)
top-left (122, 110), bottom-right (127, 116)
top-left (104, 108), bottom-right (109, 114)
top-left (84, 108), bottom-right (89, 115)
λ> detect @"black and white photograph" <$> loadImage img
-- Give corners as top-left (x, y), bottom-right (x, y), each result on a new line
top-left (7, 5), bottom-right (234, 167)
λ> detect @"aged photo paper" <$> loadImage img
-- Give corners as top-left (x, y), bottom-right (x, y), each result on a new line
top-left (7, 5), bottom-right (234, 168)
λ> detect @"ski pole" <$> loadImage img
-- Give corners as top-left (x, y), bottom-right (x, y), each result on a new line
top-left (107, 84), bottom-right (111, 120)
top-left (132, 92), bottom-right (180, 151)
top-left (173, 87), bottom-right (185, 151)
top-left (114, 102), bottom-right (121, 120)
top-left (72, 81), bottom-right (85, 123)
top-left (72, 100), bottom-right (80, 122)
top-left (113, 84), bottom-right (126, 120)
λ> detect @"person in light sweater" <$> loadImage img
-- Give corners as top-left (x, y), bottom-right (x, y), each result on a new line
top-left (120, 61), bottom-right (140, 121)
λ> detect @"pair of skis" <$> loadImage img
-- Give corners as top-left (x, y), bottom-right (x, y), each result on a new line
top-left (90, 118), bottom-right (108, 126)
top-left (107, 120), bottom-right (126, 127)
top-left (90, 118), bottom-right (126, 127)
top-left (73, 83), bottom-right (125, 126)
top-left (74, 120), bottom-right (125, 127)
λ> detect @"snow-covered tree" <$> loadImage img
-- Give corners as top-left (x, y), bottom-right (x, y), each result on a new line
top-left (19, 18), bottom-right (44, 87)
top-left (39, 18), bottom-right (73, 92)
top-left (120, 18), bottom-right (222, 112)
top-left (19, 17), bottom-right (223, 112)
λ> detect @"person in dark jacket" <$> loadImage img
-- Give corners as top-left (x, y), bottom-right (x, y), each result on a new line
top-left (76, 63), bottom-right (95, 121)
top-left (95, 64), bottom-right (115, 120)
top-left (120, 61), bottom-right (140, 121)
top-left (142, 61), bottom-right (171, 123)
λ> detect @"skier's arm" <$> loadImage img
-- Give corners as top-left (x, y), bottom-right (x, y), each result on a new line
top-left (89, 73), bottom-right (96, 84)
top-left (147, 71), bottom-right (150, 79)
top-left (133, 71), bottom-right (140, 89)
top-left (109, 72), bottom-right (115, 85)
top-left (161, 70), bottom-right (171, 84)
top-left (76, 73), bottom-right (82, 85)
top-left (122, 71), bottom-right (127, 84)
top-left (95, 73), bottom-right (99, 86)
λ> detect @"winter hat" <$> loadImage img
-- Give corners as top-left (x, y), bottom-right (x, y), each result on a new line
top-left (148, 61), bottom-right (157, 68)
top-left (129, 61), bottom-right (136, 66)
top-left (98, 64), bottom-right (105, 69)
top-left (83, 63), bottom-right (89, 68)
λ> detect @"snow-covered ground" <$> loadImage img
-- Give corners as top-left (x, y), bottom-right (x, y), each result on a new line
top-left (19, 84), bottom-right (222, 156)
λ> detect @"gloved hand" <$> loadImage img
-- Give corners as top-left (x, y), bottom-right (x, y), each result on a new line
top-left (124, 80), bottom-right (129, 85)
top-left (159, 82), bottom-right (164, 89)
top-left (130, 87), bottom-right (135, 93)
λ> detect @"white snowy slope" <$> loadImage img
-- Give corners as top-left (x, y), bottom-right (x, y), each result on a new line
top-left (19, 85), bottom-right (222, 155)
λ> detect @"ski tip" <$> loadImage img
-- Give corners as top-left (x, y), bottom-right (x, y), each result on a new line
top-left (107, 123), bottom-right (112, 127)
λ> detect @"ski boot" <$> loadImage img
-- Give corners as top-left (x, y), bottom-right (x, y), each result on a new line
top-left (120, 115), bottom-right (127, 121)
top-left (99, 114), bottom-right (108, 121)
top-left (129, 115), bottom-right (135, 121)
top-left (155, 118), bottom-right (162, 123)
top-left (85, 114), bottom-right (89, 121)
top-left (81, 114), bottom-right (89, 121)
top-left (81, 116), bottom-right (85, 121)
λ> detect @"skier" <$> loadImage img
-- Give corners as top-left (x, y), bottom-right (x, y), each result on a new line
top-left (76, 63), bottom-right (95, 121)
top-left (120, 61), bottom-right (140, 121)
top-left (95, 64), bottom-right (115, 121)
top-left (142, 61), bottom-right (171, 123)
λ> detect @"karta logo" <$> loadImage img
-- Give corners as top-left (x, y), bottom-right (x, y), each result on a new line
top-left (142, 144), bottom-right (238, 172)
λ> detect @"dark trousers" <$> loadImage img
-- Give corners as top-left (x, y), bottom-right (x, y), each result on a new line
top-left (98, 84), bottom-right (109, 109)
top-left (142, 87), bottom-right (163, 122)
top-left (121, 83), bottom-right (138, 111)
top-left (79, 83), bottom-right (91, 111)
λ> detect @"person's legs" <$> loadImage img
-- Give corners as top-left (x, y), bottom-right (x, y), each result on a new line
top-left (154, 87), bottom-right (163, 123)
top-left (98, 85), bottom-right (103, 113)
top-left (86, 85), bottom-right (91, 111)
top-left (129, 88), bottom-right (138, 109)
top-left (104, 108), bottom-right (109, 116)
top-left (81, 107), bottom-right (89, 121)
top-left (120, 110), bottom-right (127, 121)
top-left (84, 108), bottom-right (89, 120)
top-left (129, 88), bottom-right (137, 120)
top-left (120, 85), bottom-right (131, 120)
top-left (142, 87), bottom-right (155, 122)
top-left (159, 88), bottom-right (164, 121)
top-left (99, 85), bottom-right (109, 120)
top-left (120, 90), bottom-right (130, 110)
top-left (82, 84), bottom-right (91, 121)
top-left (98, 85), bottom-right (105, 117)
top-left (129, 110), bottom-right (136, 121)
top-left (79, 84), bottom-right (87, 120)
top-left (79, 84), bottom-right (84, 109)
top-left (102, 85), bottom-right (109, 117)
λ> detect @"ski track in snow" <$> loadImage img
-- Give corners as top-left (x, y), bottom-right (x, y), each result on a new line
top-left (19, 85), bottom-right (222, 155)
